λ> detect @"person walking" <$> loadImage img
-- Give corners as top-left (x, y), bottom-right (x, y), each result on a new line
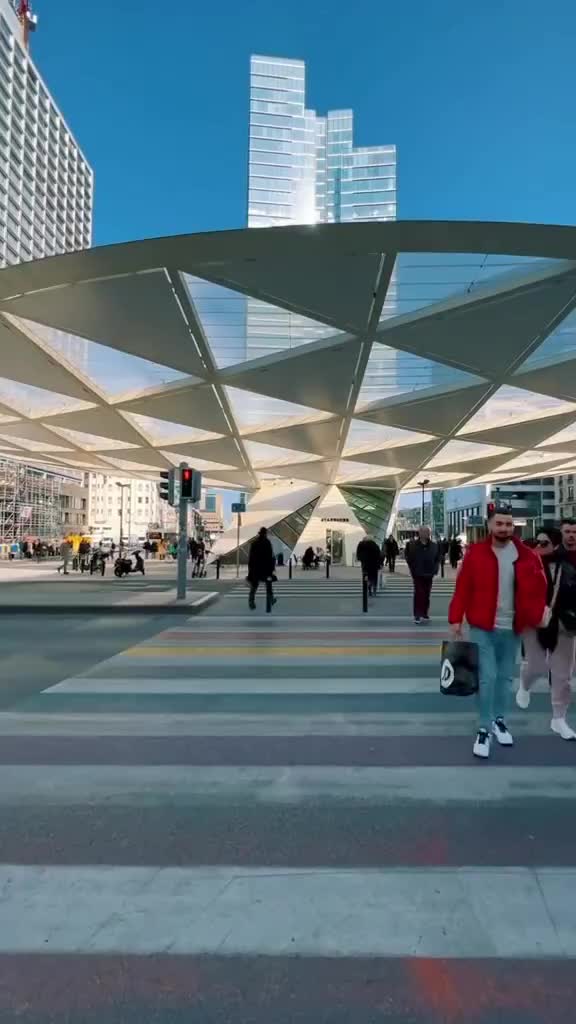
top-left (517, 522), bottom-right (576, 740)
top-left (449, 506), bottom-right (547, 759)
top-left (356, 534), bottom-right (383, 596)
top-left (438, 537), bottom-right (449, 578)
top-left (449, 536), bottom-right (462, 570)
top-left (406, 525), bottom-right (440, 623)
top-left (247, 527), bottom-right (276, 610)
top-left (384, 535), bottom-right (399, 573)
top-left (57, 537), bottom-right (73, 576)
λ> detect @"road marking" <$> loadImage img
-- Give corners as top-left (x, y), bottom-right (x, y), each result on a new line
top-left (119, 645), bottom-right (440, 658)
top-left (1, 764), bottom-right (574, 805)
top-left (0, 864), bottom-right (571, 956)
top-left (45, 676), bottom-right (448, 695)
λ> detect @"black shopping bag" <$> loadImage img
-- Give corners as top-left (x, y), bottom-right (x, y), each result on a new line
top-left (440, 640), bottom-right (479, 697)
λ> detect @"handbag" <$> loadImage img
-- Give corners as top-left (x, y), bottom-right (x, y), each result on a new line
top-left (538, 563), bottom-right (564, 651)
top-left (440, 639), bottom-right (479, 697)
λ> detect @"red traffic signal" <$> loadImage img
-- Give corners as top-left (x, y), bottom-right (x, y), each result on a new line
top-left (180, 467), bottom-right (201, 502)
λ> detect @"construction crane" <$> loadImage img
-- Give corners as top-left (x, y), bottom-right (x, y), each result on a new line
top-left (17, 0), bottom-right (38, 51)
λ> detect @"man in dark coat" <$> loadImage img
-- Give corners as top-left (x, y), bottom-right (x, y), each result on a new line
top-left (383, 535), bottom-right (399, 573)
top-left (406, 525), bottom-right (440, 623)
top-left (248, 527), bottom-right (276, 610)
top-left (356, 534), bottom-right (383, 596)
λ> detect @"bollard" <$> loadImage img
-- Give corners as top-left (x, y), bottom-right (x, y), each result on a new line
top-left (362, 574), bottom-right (368, 613)
top-left (326, 555), bottom-right (331, 580)
top-left (289, 558), bottom-right (292, 580)
top-left (216, 559), bottom-right (220, 580)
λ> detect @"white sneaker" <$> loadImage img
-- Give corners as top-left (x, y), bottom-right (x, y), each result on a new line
top-left (516, 684), bottom-right (531, 710)
top-left (551, 717), bottom-right (576, 741)
top-left (473, 729), bottom-right (491, 759)
top-left (492, 718), bottom-right (514, 746)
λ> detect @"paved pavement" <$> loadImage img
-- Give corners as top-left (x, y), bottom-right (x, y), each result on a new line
top-left (0, 559), bottom-right (231, 612)
top-left (0, 571), bottom-right (575, 1022)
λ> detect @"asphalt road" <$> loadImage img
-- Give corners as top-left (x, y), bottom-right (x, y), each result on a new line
top-left (0, 570), bottom-right (574, 1022)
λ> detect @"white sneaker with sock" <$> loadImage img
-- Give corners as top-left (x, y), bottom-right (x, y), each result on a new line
top-left (473, 729), bottom-right (491, 759)
top-left (551, 717), bottom-right (576, 740)
top-left (492, 718), bottom-right (514, 746)
top-left (516, 684), bottom-right (530, 710)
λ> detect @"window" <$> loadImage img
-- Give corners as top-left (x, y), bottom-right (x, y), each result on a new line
top-left (205, 495), bottom-right (217, 513)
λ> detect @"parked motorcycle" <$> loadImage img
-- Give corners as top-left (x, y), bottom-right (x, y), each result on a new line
top-left (114, 550), bottom-right (145, 578)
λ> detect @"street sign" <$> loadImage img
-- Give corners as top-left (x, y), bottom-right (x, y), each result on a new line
top-left (231, 502), bottom-right (246, 514)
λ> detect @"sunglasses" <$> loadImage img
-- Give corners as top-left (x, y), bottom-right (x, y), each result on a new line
top-left (537, 538), bottom-right (552, 547)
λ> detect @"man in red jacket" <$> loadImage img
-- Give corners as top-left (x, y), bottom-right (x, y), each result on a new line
top-left (449, 506), bottom-right (547, 759)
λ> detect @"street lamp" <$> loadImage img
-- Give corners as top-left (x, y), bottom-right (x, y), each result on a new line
top-left (417, 479), bottom-right (430, 526)
top-left (116, 482), bottom-right (130, 552)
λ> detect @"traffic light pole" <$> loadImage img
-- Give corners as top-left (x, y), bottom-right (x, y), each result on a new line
top-left (177, 462), bottom-right (188, 601)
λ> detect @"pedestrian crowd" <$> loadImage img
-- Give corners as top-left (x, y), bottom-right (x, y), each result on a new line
top-left (448, 508), bottom-right (576, 757)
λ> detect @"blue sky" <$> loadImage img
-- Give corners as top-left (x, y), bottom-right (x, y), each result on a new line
top-left (33, 0), bottom-right (576, 246)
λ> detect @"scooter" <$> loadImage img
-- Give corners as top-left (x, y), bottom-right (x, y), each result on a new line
top-left (114, 550), bottom-right (145, 578)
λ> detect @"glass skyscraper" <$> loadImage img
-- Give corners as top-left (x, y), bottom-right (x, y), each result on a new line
top-left (247, 55), bottom-right (398, 394)
top-left (248, 55), bottom-right (396, 229)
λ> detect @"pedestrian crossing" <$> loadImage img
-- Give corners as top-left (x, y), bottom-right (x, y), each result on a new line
top-left (1, 595), bottom-right (575, 1020)
top-left (221, 574), bottom-right (455, 602)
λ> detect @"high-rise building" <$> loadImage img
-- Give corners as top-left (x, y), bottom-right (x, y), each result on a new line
top-left (248, 55), bottom-right (396, 228)
top-left (247, 54), bottom-right (397, 390)
top-left (0, 0), bottom-right (93, 268)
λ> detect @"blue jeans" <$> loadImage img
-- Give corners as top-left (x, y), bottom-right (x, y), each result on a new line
top-left (469, 627), bottom-right (520, 730)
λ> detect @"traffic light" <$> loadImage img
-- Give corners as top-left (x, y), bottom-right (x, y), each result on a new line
top-left (159, 469), bottom-right (177, 505)
top-left (180, 467), bottom-right (201, 503)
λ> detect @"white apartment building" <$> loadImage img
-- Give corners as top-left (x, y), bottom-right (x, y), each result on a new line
top-left (0, 0), bottom-right (93, 266)
top-left (85, 474), bottom-right (160, 544)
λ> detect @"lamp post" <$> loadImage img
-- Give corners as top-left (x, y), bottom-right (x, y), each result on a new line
top-left (417, 479), bottom-right (430, 526)
top-left (116, 482), bottom-right (130, 553)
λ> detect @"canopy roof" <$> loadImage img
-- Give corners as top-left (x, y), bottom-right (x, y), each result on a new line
top-left (1, 220), bottom-right (576, 492)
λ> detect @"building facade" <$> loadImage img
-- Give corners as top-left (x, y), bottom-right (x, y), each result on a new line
top-left (445, 479), bottom-right (557, 539)
top-left (85, 474), bottom-right (160, 545)
top-left (0, 0), bottom-right (93, 267)
top-left (248, 55), bottom-right (396, 229)
top-left (556, 475), bottom-right (576, 520)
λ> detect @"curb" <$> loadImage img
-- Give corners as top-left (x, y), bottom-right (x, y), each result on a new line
top-left (0, 593), bottom-right (220, 616)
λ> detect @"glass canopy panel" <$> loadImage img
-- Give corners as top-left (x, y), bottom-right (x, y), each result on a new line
top-left (183, 276), bottom-right (342, 368)
top-left (357, 345), bottom-right (483, 406)
top-left (496, 450), bottom-right (575, 473)
top-left (380, 254), bottom-right (555, 321)
top-left (343, 420), bottom-right (435, 453)
top-left (537, 423), bottom-right (576, 447)
top-left (46, 427), bottom-right (139, 451)
top-left (336, 461), bottom-right (401, 481)
top-left (427, 439), bottom-right (514, 467)
top-left (404, 470), bottom-right (471, 488)
top-left (458, 386), bottom-right (576, 434)
top-left (98, 455), bottom-right (167, 473)
top-left (0, 433), bottom-right (73, 452)
top-left (18, 319), bottom-right (189, 399)
top-left (225, 387), bottom-right (332, 432)
top-left (121, 413), bottom-right (222, 447)
top-left (243, 440), bottom-right (321, 466)
top-left (519, 306), bottom-right (576, 370)
top-left (0, 377), bottom-right (95, 419)
top-left (160, 453), bottom-right (236, 471)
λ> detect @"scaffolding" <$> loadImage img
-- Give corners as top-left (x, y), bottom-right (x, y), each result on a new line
top-left (0, 458), bottom-right (64, 542)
